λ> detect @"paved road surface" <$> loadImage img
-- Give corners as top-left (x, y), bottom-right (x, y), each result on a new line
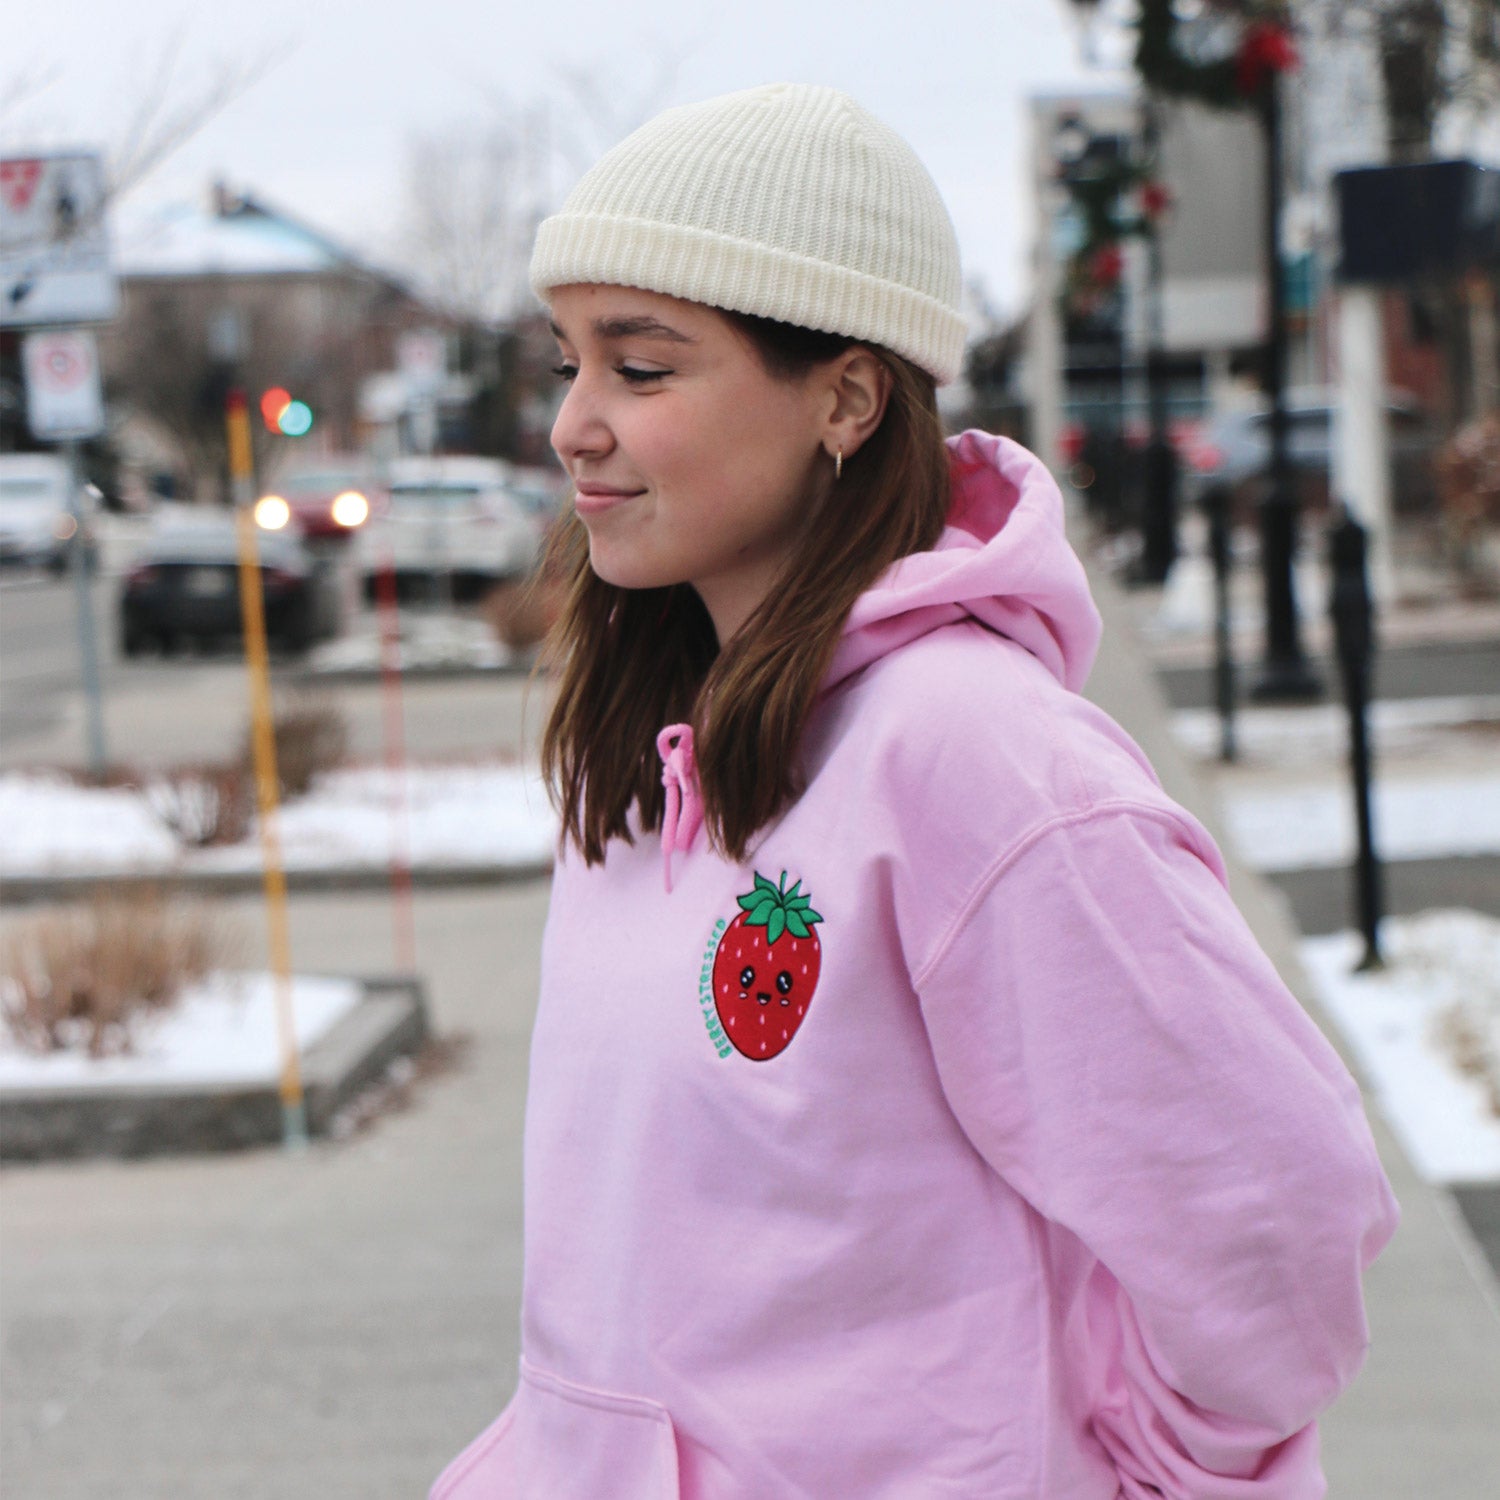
top-left (1156, 635), bottom-right (1500, 709)
top-left (0, 577), bottom-right (546, 771)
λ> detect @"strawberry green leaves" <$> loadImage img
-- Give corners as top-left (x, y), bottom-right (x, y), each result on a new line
top-left (734, 870), bottom-right (823, 948)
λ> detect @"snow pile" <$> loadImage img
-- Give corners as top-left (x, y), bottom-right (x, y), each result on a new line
top-left (0, 764), bottom-right (558, 878)
top-left (0, 774), bottom-right (180, 873)
top-left (1220, 772), bottom-right (1500, 871)
top-left (221, 763), bottom-right (557, 870)
top-left (1302, 910), bottom-right (1500, 1183)
top-left (306, 615), bottom-right (534, 674)
top-left (0, 973), bottom-right (361, 1092)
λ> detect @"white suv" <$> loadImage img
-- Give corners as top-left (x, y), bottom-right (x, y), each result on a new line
top-left (0, 452), bottom-right (99, 574)
top-left (356, 456), bottom-right (541, 600)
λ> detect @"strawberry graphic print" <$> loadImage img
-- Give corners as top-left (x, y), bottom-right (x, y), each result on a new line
top-left (709, 870), bottom-right (824, 1061)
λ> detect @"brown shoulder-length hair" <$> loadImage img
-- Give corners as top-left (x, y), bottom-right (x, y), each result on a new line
top-left (534, 310), bottom-right (952, 866)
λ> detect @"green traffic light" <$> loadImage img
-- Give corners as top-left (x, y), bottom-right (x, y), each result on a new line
top-left (278, 400), bottom-right (314, 437)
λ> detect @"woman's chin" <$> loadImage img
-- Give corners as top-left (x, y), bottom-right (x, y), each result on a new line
top-left (585, 543), bottom-right (676, 593)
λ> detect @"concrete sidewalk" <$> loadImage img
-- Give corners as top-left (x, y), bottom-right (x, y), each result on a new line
top-left (1080, 542), bottom-right (1500, 1496)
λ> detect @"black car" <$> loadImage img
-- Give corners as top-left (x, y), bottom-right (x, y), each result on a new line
top-left (119, 523), bottom-right (342, 657)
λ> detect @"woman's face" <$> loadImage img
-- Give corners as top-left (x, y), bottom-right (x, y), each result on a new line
top-left (548, 284), bottom-right (832, 644)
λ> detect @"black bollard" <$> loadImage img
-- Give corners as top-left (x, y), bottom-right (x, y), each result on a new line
top-left (1203, 485), bottom-right (1237, 763)
top-left (1327, 504), bottom-right (1383, 971)
top-left (1137, 432), bottom-right (1181, 586)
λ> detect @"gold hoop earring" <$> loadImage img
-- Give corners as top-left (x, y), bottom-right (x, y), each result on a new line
top-left (835, 447), bottom-right (843, 482)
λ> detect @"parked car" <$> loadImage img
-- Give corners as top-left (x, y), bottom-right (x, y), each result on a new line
top-left (254, 460), bottom-right (385, 541)
top-left (0, 452), bottom-right (100, 574)
top-left (119, 522), bottom-right (341, 657)
top-left (355, 455), bottom-right (542, 601)
top-left (1181, 391), bottom-right (1440, 517)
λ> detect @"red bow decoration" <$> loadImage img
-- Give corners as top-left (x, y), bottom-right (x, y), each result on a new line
top-left (1089, 243), bottom-right (1125, 287)
top-left (1236, 21), bottom-right (1300, 97)
top-left (1140, 180), bottom-right (1174, 221)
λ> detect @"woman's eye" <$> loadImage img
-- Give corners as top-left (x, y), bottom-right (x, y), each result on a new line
top-left (617, 366), bottom-right (669, 384)
top-left (549, 363), bottom-right (577, 381)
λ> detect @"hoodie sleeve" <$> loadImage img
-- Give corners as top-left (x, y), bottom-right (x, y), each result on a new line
top-left (911, 802), bottom-right (1399, 1497)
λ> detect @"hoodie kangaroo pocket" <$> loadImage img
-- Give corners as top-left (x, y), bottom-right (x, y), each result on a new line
top-left (430, 1356), bottom-right (681, 1499)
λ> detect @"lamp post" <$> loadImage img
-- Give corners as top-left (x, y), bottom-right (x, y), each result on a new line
top-left (1251, 67), bottom-right (1321, 700)
top-left (1136, 99), bottom-right (1180, 585)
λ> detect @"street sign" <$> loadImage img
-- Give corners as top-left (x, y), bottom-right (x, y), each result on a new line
top-left (22, 329), bottom-right (106, 440)
top-left (398, 329), bottom-right (446, 395)
top-left (1, 151), bottom-right (119, 327)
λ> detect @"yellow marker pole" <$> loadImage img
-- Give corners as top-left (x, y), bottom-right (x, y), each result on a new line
top-left (227, 389), bottom-right (308, 1150)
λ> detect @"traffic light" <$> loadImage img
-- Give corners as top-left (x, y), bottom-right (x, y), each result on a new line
top-left (259, 386), bottom-right (314, 437)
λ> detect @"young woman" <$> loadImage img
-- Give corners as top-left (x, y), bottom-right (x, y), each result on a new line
top-left (432, 83), bottom-right (1397, 1500)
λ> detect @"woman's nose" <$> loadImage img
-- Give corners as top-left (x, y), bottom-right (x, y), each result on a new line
top-left (550, 374), bottom-right (612, 466)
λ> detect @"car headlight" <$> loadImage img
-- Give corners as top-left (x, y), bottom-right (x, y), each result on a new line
top-left (331, 490), bottom-right (369, 527)
top-left (53, 514), bottom-right (78, 540)
top-left (255, 494), bottom-right (291, 530)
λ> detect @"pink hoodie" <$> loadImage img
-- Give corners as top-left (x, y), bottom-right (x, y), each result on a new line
top-left (433, 431), bottom-right (1398, 1499)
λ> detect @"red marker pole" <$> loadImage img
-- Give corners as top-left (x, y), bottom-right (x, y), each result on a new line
top-left (376, 544), bottom-right (416, 973)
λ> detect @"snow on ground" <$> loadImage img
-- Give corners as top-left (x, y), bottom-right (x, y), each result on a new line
top-left (203, 764), bottom-right (557, 871)
top-left (1172, 695), bottom-right (1500, 767)
top-left (1302, 912), bottom-right (1500, 1184)
top-left (0, 763), bottom-right (558, 878)
top-left (305, 614), bottom-right (534, 674)
top-left (1219, 772), bottom-right (1500, 872)
top-left (0, 973), bottom-right (361, 1092)
top-left (0, 773), bottom-right (181, 872)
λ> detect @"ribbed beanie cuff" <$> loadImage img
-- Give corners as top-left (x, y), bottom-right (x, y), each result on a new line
top-left (529, 84), bottom-right (966, 385)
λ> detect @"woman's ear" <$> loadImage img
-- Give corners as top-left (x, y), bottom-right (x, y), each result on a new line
top-left (823, 349), bottom-right (892, 463)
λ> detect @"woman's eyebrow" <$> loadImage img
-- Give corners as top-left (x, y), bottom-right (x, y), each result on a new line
top-left (594, 316), bottom-right (696, 343)
top-left (548, 315), bottom-right (696, 345)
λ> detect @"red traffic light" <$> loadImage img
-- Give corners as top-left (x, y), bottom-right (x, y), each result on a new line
top-left (260, 387), bottom-right (292, 432)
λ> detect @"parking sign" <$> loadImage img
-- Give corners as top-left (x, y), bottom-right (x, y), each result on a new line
top-left (23, 329), bottom-right (106, 440)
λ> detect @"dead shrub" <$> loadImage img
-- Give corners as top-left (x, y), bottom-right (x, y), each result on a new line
top-left (246, 695), bottom-right (349, 799)
top-left (1435, 413), bottom-right (1500, 588)
top-left (143, 761), bottom-right (252, 847)
top-left (1, 890), bottom-right (244, 1057)
top-left (481, 569), bottom-right (566, 651)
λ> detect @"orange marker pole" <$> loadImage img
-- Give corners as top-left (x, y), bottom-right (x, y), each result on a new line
top-left (228, 388), bottom-right (307, 1150)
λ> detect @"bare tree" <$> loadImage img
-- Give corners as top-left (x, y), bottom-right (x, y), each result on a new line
top-left (105, 28), bottom-right (291, 204)
top-left (396, 50), bottom-right (690, 326)
top-left (1313, 0), bottom-right (1500, 158)
top-left (399, 119), bottom-right (532, 325)
top-left (0, 27), bottom-right (289, 241)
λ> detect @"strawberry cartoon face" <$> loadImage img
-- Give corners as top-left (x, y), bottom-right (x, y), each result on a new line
top-left (711, 870), bottom-right (824, 1061)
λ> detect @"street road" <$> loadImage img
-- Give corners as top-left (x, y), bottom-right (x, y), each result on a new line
top-left (0, 576), bottom-right (547, 772)
top-left (1157, 634), bottom-right (1500, 709)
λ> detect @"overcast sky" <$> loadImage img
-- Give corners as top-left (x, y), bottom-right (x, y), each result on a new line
top-left (3, 0), bottom-right (1134, 318)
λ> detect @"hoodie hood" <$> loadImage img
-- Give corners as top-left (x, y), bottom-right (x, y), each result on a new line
top-left (656, 431), bottom-right (1102, 889)
top-left (826, 428), bottom-right (1100, 696)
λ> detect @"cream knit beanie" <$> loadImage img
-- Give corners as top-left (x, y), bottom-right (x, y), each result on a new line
top-left (529, 83), bottom-right (966, 385)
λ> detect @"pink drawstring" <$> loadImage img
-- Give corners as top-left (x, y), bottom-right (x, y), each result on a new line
top-left (656, 723), bottom-right (703, 893)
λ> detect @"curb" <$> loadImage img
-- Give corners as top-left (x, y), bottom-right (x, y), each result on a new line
top-left (285, 657), bottom-right (540, 687)
top-left (0, 975), bottom-right (429, 1162)
top-left (0, 859), bottom-right (555, 906)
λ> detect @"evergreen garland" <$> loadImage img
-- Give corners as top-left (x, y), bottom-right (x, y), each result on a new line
top-left (1134, 0), bottom-right (1299, 110)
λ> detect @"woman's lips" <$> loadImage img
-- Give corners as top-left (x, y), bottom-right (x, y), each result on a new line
top-left (574, 485), bottom-right (643, 516)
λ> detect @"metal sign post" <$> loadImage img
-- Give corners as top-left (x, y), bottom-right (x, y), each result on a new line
top-left (21, 329), bottom-right (108, 778)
